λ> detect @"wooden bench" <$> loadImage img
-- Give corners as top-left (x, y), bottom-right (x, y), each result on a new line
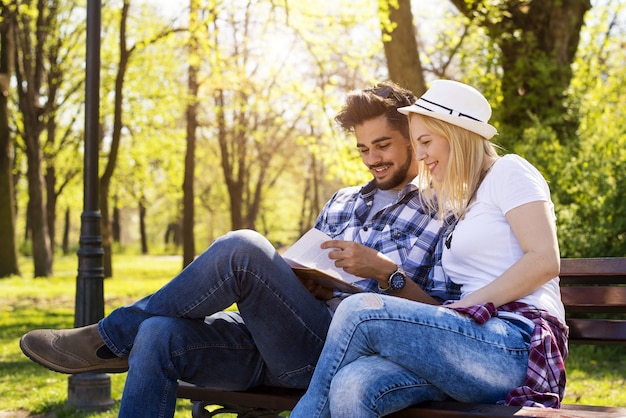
top-left (176, 257), bottom-right (626, 417)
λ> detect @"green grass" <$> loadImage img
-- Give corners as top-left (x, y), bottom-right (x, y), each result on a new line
top-left (1, 255), bottom-right (625, 417)
top-left (1, 255), bottom-right (197, 417)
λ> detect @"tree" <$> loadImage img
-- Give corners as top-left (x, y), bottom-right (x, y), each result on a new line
top-left (99, 0), bottom-right (182, 275)
top-left (551, 1), bottom-right (626, 257)
top-left (0, 3), bottom-right (20, 277)
top-left (378, 0), bottom-right (426, 95)
top-left (99, 0), bottom-right (131, 277)
top-left (449, 0), bottom-right (591, 147)
top-left (182, 0), bottom-right (202, 267)
top-left (42, 1), bottom-right (84, 258)
top-left (13, 0), bottom-right (58, 277)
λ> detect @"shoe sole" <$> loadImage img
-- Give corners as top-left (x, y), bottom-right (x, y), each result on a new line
top-left (19, 336), bottom-right (129, 375)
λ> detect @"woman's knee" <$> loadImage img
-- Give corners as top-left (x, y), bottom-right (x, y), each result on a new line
top-left (329, 364), bottom-right (377, 416)
top-left (333, 293), bottom-right (386, 324)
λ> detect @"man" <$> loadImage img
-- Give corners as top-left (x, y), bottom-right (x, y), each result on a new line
top-left (20, 81), bottom-right (456, 417)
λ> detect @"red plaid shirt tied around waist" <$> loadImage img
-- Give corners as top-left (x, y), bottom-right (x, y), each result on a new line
top-left (449, 301), bottom-right (569, 408)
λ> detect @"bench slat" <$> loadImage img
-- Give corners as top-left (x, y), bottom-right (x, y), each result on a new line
top-left (567, 318), bottom-right (626, 343)
top-left (177, 382), bottom-right (301, 411)
top-left (560, 257), bottom-right (626, 286)
top-left (561, 286), bottom-right (626, 312)
top-left (386, 402), bottom-right (626, 417)
top-left (560, 258), bottom-right (626, 276)
top-left (176, 384), bottom-right (626, 418)
top-left (560, 275), bottom-right (626, 285)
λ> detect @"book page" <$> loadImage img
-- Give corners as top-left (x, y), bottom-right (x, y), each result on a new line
top-left (282, 229), bottom-right (364, 293)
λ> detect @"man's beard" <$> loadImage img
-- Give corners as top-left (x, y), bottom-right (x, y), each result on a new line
top-left (373, 153), bottom-right (413, 190)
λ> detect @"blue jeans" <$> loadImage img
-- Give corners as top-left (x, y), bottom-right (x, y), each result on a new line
top-left (291, 293), bottom-right (532, 418)
top-left (97, 229), bottom-right (333, 418)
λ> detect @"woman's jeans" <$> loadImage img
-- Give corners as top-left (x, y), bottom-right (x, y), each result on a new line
top-left (291, 293), bottom-right (532, 418)
top-left (97, 229), bottom-right (333, 418)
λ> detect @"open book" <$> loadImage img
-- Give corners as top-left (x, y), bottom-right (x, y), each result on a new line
top-left (282, 228), bottom-right (364, 294)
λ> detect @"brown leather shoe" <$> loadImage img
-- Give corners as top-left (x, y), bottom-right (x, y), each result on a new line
top-left (20, 324), bottom-right (129, 374)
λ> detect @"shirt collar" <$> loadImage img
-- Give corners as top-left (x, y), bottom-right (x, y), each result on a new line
top-left (359, 176), bottom-right (420, 202)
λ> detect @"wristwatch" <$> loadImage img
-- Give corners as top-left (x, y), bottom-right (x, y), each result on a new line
top-left (378, 267), bottom-right (406, 294)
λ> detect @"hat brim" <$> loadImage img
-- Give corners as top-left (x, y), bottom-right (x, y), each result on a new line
top-left (398, 104), bottom-right (497, 140)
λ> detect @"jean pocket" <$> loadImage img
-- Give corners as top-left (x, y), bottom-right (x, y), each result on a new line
top-left (274, 364), bottom-right (316, 389)
top-left (503, 317), bottom-right (534, 344)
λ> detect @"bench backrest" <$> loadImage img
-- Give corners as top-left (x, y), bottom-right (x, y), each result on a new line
top-left (559, 257), bottom-right (626, 344)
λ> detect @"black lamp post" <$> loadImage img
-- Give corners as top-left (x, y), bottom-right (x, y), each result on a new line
top-left (68, 0), bottom-right (113, 410)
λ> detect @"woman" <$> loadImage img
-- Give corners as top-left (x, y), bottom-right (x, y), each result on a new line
top-left (290, 80), bottom-right (568, 418)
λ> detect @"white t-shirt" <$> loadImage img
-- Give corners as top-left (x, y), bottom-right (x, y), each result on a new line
top-left (442, 154), bottom-right (565, 323)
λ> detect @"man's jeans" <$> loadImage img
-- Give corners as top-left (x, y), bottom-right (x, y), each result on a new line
top-left (291, 293), bottom-right (532, 418)
top-left (97, 229), bottom-right (333, 418)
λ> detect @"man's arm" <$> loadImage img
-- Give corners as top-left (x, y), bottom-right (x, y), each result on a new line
top-left (322, 240), bottom-right (440, 305)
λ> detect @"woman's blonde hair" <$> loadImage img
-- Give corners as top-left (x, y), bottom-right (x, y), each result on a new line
top-left (412, 114), bottom-right (499, 220)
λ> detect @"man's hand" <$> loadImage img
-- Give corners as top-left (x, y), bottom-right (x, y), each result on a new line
top-left (320, 240), bottom-right (397, 282)
top-left (320, 239), bottom-right (441, 305)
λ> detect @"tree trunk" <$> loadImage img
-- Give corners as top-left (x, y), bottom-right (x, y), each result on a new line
top-left (112, 205), bottom-right (121, 243)
top-left (25, 144), bottom-right (53, 277)
top-left (12, 0), bottom-right (55, 277)
top-left (45, 165), bottom-right (57, 252)
top-left (100, 0), bottom-right (130, 277)
top-left (298, 154), bottom-right (321, 236)
top-left (139, 200), bottom-right (148, 255)
top-left (62, 207), bottom-right (70, 255)
top-left (182, 0), bottom-right (200, 268)
top-left (379, 0), bottom-right (426, 95)
top-left (165, 221), bottom-right (182, 247)
top-left (216, 88), bottom-right (245, 231)
top-left (450, 0), bottom-right (591, 145)
top-left (100, 175), bottom-right (113, 277)
top-left (0, 10), bottom-right (20, 277)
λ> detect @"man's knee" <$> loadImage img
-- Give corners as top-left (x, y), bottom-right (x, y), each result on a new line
top-left (213, 229), bottom-right (273, 257)
top-left (134, 317), bottom-right (178, 351)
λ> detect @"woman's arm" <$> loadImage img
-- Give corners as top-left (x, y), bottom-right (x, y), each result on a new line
top-left (446, 200), bottom-right (560, 308)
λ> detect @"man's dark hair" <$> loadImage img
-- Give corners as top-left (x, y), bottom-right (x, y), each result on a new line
top-left (335, 81), bottom-right (416, 140)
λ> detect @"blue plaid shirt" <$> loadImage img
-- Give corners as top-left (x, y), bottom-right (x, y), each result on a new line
top-left (314, 178), bottom-right (460, 302)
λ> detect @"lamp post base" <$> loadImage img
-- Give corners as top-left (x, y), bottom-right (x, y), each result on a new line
top-left (68, 373), bottom-right (114, 411)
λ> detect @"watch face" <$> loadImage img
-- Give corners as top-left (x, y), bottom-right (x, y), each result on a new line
top-left (389, 271), bottom-right (406, 290)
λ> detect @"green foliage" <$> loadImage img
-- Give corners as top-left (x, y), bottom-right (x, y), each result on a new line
top-left (553, 0), bottom-right (626, 257)
top-left (483, 1), bottom-right (626, 258)
top-left (509, 104), bottom-right (626, 258)
top-left (4, 0), bottom-right (626, 268)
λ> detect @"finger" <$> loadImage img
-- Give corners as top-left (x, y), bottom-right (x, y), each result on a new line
top-left (320, 240), bottom-right (347, 250)
top-left (327, 248), bottom-right (347, 261)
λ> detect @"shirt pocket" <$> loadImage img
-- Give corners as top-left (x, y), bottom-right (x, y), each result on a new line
top-left (373, 227), bottom-right (419, 260)
top-left (323, 221), bottom-right (350, 238)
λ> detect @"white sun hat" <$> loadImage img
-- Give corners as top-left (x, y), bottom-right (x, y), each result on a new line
top-left (398, 80), bottom-right (498, 139)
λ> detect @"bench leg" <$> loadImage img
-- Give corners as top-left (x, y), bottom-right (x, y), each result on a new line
top-left (190, 400), bottom-right (285, 418)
